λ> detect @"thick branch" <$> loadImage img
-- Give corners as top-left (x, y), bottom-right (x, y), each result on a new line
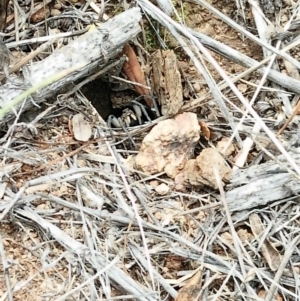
top-left (0, 7), bottom-right (142, 126)
top-left (226, 152), bottom-right (300, 212)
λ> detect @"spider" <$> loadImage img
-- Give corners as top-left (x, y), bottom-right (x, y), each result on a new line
top-left (107, 99), bottom-right (157, 129)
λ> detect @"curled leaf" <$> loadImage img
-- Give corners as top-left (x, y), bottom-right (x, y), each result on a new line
top-left (199, 121), bottom-right (211, 140)
top-left (122, 44), bottom-right (152, 107)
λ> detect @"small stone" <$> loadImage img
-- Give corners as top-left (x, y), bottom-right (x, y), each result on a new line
top-left (184, 148), bottom-right (231, 189)
top-left (51, 9), bottom-right (61, 17)
top-left (237, 83), bottom-right (247, 93)
top-left (193, 82), bottom-right (201, 92)
top-left (216, 137), bottom-right (235, 157)
top-left (155, 183), bottom-right (170, 195)
top-left (174, 172), bottom-right (186, 191)
top-left (149, 180), bottom-right (159, 188)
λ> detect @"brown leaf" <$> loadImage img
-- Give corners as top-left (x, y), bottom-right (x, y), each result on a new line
top-left (30, 7), bottom-right (51, 23)
top-left (258, 289), bottom-right (283, 301)
top-left (176, 271), bottom-right (202, 301)
top-left (199, 121), bottom-right (210, 140)
top-left (164, 255), bottom-right (185, 271)
top-left (249, 213), bottom-right (281, 271)
top-left (122, 44), bottom-right (152, 107)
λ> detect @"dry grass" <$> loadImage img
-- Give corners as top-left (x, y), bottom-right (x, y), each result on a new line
top-left (0, 0), bottom-right (300, 300)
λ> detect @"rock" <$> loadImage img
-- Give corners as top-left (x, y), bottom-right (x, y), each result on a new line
top-left (174, 172), bottom-right (186, 191)
top-left (216, 137), bottom-right (235, 157)
top-left (135, 112), bottom-right (200, 177)
top-left (155, 183), bottom-right (170, 195)
top-left (184, 148), bottom-right (231, 189)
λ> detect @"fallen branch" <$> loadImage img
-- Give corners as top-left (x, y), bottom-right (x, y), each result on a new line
top-left (0, 7), bottom-right (142, 126)
top-left (226, 152), bottom-right (300, 212)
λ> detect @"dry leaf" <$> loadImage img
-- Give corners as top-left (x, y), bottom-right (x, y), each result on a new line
top-left (259, 237), bottom-right (281, 271)
top-left (176, 271), bottom-right (202, 301)
top-left (199, 121), bottom-right (210, 140)
top-left (257, 289), bottom-right (283, 301)
top-left (122, 44), bottom-right (152, 107)
top-left (72, 114), bottom-right (92, 142)
top-left (30, 7), bottom-right (51, 23)
top-left (164, 255), bottom-right (185, 271)
top-left (249, 213), bottom-right (281, 271)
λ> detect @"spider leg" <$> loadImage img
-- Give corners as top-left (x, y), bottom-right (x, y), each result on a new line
top-left (108, 114), bottom-right (122, 128)
top-left (131, 100), bottom-right (152, 124)
top-left (107, 114), bottom-right (137, 149)
top-left (131, 104), bottom-right (142, 125)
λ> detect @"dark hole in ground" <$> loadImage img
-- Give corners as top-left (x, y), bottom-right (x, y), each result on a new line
top-left (80, 79), bottom-right (112, 120)
top-left (80, 77), bottom-right (157, 126)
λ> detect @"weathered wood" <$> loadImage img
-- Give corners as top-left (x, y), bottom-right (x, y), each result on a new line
top-left (0, 0), bottom-right (9, 32)
top-left (150, 50), bottom-right (183, 115)
top-left (226, 151), bottom-right (300, 211)
top-left (0, 8), bottom-right (142, 126)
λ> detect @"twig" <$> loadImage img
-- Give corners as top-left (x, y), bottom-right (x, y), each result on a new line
top-left (129, 243), bottom-right (178, 299)
top-left (264, 235), bottom-right (300, 301)
top-left (55, 255), bottom-right (120, 301)
top-left (0, 39), bottom-right (56, 82)
top-left (188, 0), bottom-right (300, 69)
top-left (0, 233), bottom-right (13, 301)
top-left (214, 166), bottom-right (258, 299)
top-left (210, 263), bottom-right (237, 301)
top-left (6, 28), bottom-right (88, 48)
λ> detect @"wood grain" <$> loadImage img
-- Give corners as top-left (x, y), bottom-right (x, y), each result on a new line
top-left (0, 0), bottom-right (8, 32)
